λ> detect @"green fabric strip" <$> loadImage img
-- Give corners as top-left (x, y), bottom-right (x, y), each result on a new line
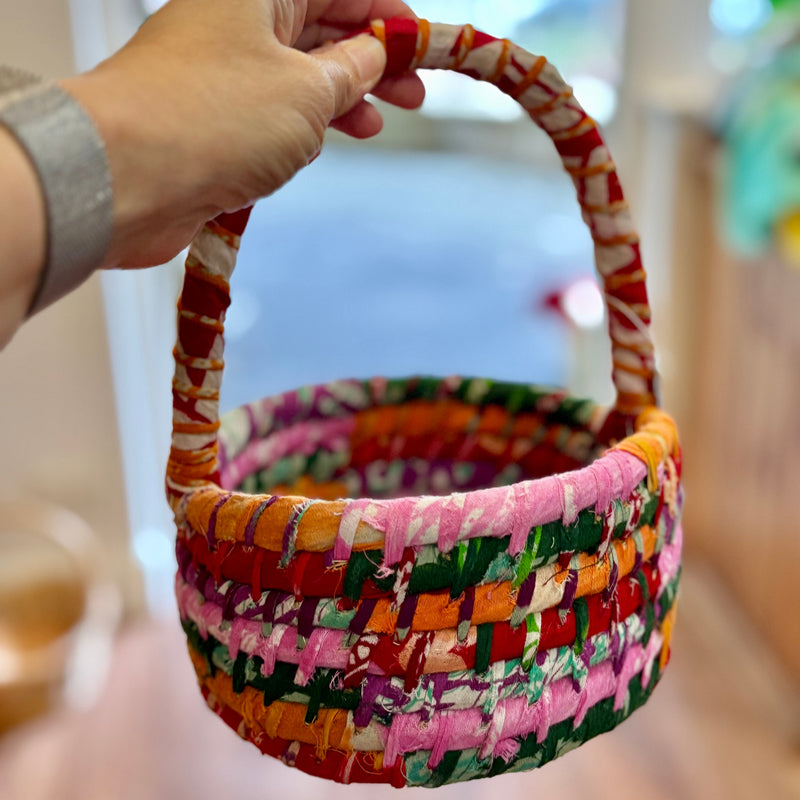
top-left (183, 620), bottom-right (362, 713)
top-left (194, 505), bottom-right (669, 639)
top-left (405, 663), bottom-right (661, 786)
top-left (475, 623), bottom-right (494, 674)
top-left (572, 597), bottom-right (590, 654)
top-left (321, 485), bottom-right (657, 601)
top-left (181, 574), bottom-right (679, 724)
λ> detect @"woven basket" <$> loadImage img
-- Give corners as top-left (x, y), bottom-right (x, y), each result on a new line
top-left (168, 18), bottom-right (683, 788)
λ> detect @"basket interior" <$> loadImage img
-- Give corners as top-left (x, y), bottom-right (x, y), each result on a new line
top-left (220, 378), bottom-right (610, 502)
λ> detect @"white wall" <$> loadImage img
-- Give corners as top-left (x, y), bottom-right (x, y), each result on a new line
top-left (0, 0), bottom-right (140, 606)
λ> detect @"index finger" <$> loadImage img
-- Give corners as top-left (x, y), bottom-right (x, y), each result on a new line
top-left (304, 0), bottom-right (417, 26)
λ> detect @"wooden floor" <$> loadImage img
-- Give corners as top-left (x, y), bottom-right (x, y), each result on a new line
top-left (1, 559), bottom-right (798, 800)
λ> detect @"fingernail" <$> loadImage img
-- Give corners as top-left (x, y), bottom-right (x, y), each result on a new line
top-left (339, 34), bottom-right (387, 86)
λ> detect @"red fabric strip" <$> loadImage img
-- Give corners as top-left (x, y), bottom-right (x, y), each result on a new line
top-left (553, 125), bottom-right (600, 159)
top-left (200, 685), bottom-right (401, 785)
top-left (172, 389), bottom-right (211, 423)
top-left (180, 272), bottom-right (230, 323)
top-left (177, 314), bottom-right (219, 359)
top-left (349, 436), bottom-right (584, 479)
top-left (182, 531), bottom-right (660, 672)
top-left (472, 30), bottom-right (500, 49)
top-left (382, 17), bottom-right (420, 76)
top-left (215, 207), bottom-right (252, 237)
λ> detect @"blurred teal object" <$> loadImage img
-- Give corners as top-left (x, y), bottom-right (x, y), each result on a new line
top-left (719, 40), bottom-right (800, 265)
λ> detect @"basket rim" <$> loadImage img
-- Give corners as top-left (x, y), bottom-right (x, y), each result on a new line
top-left (171, 377), bottom-right (679, 566)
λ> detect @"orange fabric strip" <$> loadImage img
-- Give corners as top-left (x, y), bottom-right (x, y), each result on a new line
top-left (612, 360), bottom-right (654, 379)
top-left (184, 489), bottom-right (377, 552)
top-left (615, 392), bottom-right (654, 415)
top-left (604, 268), bottom-right (646, 290)
top-left (565, 162), bottom-right (615, 178)
top-left (610, 410), bottom-right (679, 492)
top-left (611, 339), bottom-right (656, 356)
top-left (510, 55), bottom-right (547, 100)
top-left (412, 18), bottom-right (431, 68)
top-left (489, 39), bottom-right (512, 84)
top-left (168, 446), bottom-right (217, 467)
top-left (551, 116), bottom-right (597, 141)
top-left (184, 262), bottom-right (231, 292)
top-left (177, 308), bottom-right (225, 333)
top-left (580, 199), bottom-right (630, 215)
top-left (451, 24), bottom-right (476, 70)
top-left (189, 648), bottom-right (355, 753)
top-left (659, 605), bottom-right (677, 671)
top-left (362, 524), bottom-right (657, 635)
top-left (172, 348), bottom-right (224, 371)
top-left (172, 382), bottom-right (221, 401)
top-left (270, 477), bottom-right (350, 501)
top-left (173, 421), bottom-right (221, 435)
top-left (350, 400), bottom-right (550, 447)
top-left (204, 219), bottom-right (243, 250)
top-left (593, 233), bottom-right (641, 248)
top-left (206, 674), bottom-right (354, 753)
top-left (527, 89), bottom-right (573, 117)
top-left (370, 20), bottom-right (387, 48)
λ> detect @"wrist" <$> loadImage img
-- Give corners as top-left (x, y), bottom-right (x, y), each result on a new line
top-left (0, 72), bottom-right (111, 324)
top-left (0, 126), bottom-right (46, 346)
top-left (60, 63), bottom-right (216, 270)
top-left (61, 68), bottom-right (173, 269)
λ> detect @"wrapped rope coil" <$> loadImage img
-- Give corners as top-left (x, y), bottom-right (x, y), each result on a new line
top-left (167, 19), bottom-right (683, 787)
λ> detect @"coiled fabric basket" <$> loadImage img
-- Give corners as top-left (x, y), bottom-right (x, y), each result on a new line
top-left (168, 18), bottom-right (683, 788)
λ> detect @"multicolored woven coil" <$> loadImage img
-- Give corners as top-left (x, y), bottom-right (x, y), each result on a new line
top-left (167, 19), bottom-right (683, 787)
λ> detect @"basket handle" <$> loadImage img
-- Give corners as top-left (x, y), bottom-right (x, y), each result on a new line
top-left (167, 18), bottom-right (658, 502)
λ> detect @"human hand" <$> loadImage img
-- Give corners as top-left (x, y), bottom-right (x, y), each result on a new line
top-left (61, 0), bottom-right (424, 269)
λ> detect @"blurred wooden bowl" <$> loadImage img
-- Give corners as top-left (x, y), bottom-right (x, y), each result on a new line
top-left (0, 501), bottom-right (98, 733)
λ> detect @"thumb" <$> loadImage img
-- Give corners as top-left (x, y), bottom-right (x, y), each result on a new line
top-left (312, 34), bottom-right (387, 119)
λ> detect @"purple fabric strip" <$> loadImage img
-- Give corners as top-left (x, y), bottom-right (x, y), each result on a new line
top-left (395, 592), bottom-right (419, 642)
top-left (516, 571), bottom-right (537, 613)
top-left (298, 597), bottom-right (320, 640)
top-left (222, 582), bottom-right (250, 621)
top-left (603, 556), bottom-right (620, 604)
top-left (262, 589), bottom-right (279, 627)
top-left (458, 586), bottom-right (476, 642)
top-left (206, 493), bottom-right (231, 547)
top-left (379, 634), bottom-right (664, 767)
top-left (349, 597), bottom-right (379, 637)
top-left (280, 499), bottom-right (315, 568)
top-left (559, 567), bottom-right (579, 613)
top-left (243, 495), bottom-right (278, 546)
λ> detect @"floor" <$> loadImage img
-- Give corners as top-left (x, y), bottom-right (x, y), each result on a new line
top-left (1, 559), bottom-right (798, 800)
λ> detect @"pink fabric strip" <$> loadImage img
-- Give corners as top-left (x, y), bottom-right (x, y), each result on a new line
top-left (220, 416), bottom-right (355, 491)
top-left (215, 388), bottom-right (658, 566)
top-left (176, 523), bottom-right (681, 683)
top-left (333, 499), bottom-right (373, 561)
top-left (656, 522), bottom-right (682, 588)
top-left (336, 449), bottom-right (647, 565)
top-left (190, 577), bottom-right (661, 767)
top-left (381, 632), bottom-right (663, 767)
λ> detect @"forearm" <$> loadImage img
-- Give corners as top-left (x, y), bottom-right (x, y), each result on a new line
top-left (0, 126), bottom-right (46, 349)
top-left (0, 0), bottom-right (419, 350)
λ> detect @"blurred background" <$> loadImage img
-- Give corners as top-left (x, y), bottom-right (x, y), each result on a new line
top-left (1, 0), bottom-right (799, 797)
